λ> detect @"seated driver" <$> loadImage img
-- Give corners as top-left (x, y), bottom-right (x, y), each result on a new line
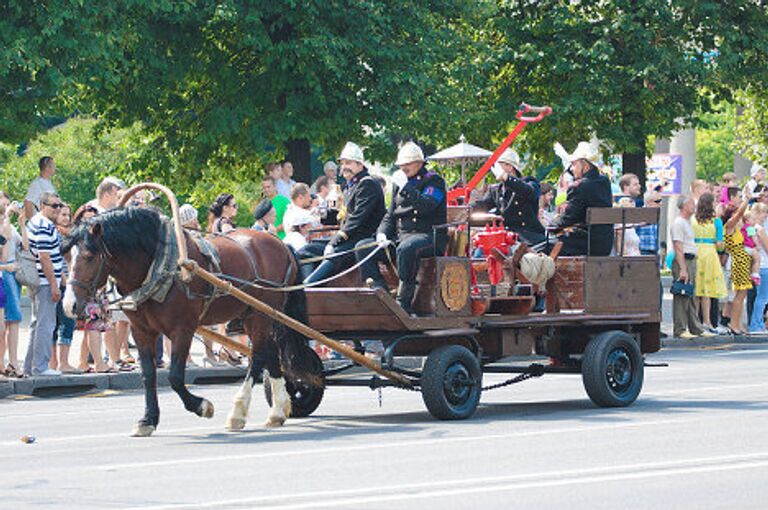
top-left (549, 141), bottom-right (613, 256)
top-left (471, 148), bottom-right (546, 248)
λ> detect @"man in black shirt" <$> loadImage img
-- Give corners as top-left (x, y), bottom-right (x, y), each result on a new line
top-left (305, 142), bottom-right (385, 284)
top-left (356, 142), bottom-right (447, 314)
top-left (550, 141), bottom-right (613, 256)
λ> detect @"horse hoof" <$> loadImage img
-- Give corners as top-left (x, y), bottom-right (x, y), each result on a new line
top-left (131, 424), bottom-right (156, 437)
top-left (198, 399), bottom-right (215, 419)
top-left (225, 416), bottom-right (246, 431)
top-left (264, 415), bottom-right (286, 428)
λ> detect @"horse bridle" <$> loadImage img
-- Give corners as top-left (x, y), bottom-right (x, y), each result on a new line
top-left (68, 239), bottom-right (112, 301)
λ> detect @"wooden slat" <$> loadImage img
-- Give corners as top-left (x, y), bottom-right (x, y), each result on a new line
top-left (584, 257), bottom-right (660, 315)
top-left (586, 207), bottom-right (660, 226)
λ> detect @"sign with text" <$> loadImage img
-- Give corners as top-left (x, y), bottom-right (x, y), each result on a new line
top-left (646, 153), bottom-right (682, 195)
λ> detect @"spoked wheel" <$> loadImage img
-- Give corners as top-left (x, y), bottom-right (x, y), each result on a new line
top-left (264, 346), bottom-right (325, 418)
top-left (421, 345), bottom-right (482, 420)
top-left (581, 330), bottom-right (644, 407)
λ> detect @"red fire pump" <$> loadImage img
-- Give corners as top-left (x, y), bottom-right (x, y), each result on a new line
top-left (472, 221), bottom-right (518, 286)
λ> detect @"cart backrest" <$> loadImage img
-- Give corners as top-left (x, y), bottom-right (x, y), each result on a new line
top-left (586, 207), bottom-right (660, 226)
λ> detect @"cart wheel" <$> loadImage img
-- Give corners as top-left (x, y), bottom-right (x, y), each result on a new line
top-left (264, 346), bottom-right (325, 418)
top-left (421, 345), bottom-right (482, 420)
top-left (581, 330), bottom-right (644, 407)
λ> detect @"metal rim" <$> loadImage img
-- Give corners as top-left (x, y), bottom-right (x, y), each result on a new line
top-left (442, 361), bottom-right (474, 406)
top-left (605, 347), bottom-right (633, 395)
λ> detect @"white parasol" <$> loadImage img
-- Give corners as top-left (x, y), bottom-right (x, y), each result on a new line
top-left (427, 134), bottom-right (493, 183)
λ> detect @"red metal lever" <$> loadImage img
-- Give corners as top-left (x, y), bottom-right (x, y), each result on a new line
top-left (448, 103), bottom-right (553, 205)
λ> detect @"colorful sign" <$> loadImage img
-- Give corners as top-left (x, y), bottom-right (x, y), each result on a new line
top-left (646, 153), bottom-right (682, 195)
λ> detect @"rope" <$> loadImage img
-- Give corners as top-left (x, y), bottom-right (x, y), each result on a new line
top-left (210, 241), bottom-right (393, 293)
top-left (298, 241), bottom-right (378, 265)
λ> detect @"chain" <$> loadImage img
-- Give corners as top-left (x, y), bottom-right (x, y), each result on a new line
top-left (481, 364), bottom-right (545, 391)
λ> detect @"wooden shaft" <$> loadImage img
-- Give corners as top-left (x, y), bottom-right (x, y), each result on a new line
top-left (181, 259), bottom-right (413, 386)
top-left (195, 327), bottom-right (251, 357)
top-left (118, 183), bottom-right (191, 282)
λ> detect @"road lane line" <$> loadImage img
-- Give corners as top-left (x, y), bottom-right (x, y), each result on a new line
top-left (119, 451), bottom-right (768, 510)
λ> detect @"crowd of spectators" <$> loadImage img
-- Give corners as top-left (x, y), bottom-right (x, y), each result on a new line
top-left (3, 152), bottom-right (768, 381)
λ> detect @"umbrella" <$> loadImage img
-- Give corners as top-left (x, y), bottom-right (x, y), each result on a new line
top-left (427, 135), bottom-right (492, 184)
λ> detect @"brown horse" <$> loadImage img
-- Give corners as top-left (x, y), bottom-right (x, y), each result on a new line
top-left (62, 207), bottom-right (316, 437)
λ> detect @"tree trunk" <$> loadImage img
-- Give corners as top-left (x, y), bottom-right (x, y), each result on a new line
top-left (622, 137), bottom-right (647, 191)
top-left (286, 138), bottom-right (311, 185)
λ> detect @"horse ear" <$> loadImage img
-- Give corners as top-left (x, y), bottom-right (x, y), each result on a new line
top-left (89, 222), bottom-right (102, 240)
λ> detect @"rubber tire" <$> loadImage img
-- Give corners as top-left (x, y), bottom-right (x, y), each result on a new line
top-left (421, 345), bottom-right (482, 420)
top-left (264, 346), bottom-right (325, 418)
top-left (581, 330), bottom-right (644, 407)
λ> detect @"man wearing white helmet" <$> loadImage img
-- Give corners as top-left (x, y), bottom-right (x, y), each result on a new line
top-left (472, 148), bottom-right (546, 247)
top-left (304, 142), bottom-right (385, 284)
top-left (550, 141), bottom-right (613, 256)
top-left (356, 141), bottom-right (447, 314)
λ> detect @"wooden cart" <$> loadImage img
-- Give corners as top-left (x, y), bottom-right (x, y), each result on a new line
top-left (253, 206), bottom-right (663, 420)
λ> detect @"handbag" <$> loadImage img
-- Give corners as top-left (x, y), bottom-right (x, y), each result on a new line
top-left (14, 212), bottom-right (40, 291)
top-left (670, 279), bottom-right (694, 297)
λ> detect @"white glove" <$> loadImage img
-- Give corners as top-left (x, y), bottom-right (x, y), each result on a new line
top-left (391, 170), bottom-right (408, 190)
top-left (324, 243), bottom-right (334, 256)
top-left (376, 232), bottom-right (388, 245)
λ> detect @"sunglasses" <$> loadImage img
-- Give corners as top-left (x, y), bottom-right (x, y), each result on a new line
top-left (651, 199), bottom-right (662, 204)
top-left (45, 202), bottom-right (64, 209)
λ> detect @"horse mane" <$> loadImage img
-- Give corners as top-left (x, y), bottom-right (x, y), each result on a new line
top-left (63, 207), bottom-right (164, 260)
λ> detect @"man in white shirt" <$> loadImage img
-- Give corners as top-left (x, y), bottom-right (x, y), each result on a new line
top-left (24, 156), bottom-right (57, 219)
top-left (24, 192), bottom-right (65, 376)
top-left (87, 176), bottom-right (126, 213)
top-left (670, 195), bottom-right (713, 339)
top-left (282, 183), bottom-right (320, 232)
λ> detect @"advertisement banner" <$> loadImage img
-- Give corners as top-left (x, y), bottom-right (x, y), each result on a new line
top-left (646, 154), bottom-right (682, 195)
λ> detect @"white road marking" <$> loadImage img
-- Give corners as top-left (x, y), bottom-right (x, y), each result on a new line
top-left (96, 414), bottom-right (753, 472)
top-left (120, 451), bottom-right (768, 510)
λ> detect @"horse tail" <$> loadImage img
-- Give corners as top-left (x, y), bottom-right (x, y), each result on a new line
top-left (278, 248), bottom-right (322, 388)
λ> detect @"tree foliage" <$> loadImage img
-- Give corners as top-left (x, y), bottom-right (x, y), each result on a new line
top-left (2, 0), bottom-right (768, 188)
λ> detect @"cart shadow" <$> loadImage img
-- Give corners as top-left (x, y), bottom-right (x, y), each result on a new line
top-left (181, 397), bottom-right (768, 446)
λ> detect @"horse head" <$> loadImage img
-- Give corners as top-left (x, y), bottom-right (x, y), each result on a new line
top-left (62, 207), bottom-right (162, 319)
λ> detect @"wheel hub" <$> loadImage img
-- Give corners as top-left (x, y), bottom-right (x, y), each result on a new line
top-left (443, 362), bottom-right (473, 405)
top-left (605, 348), bottom-right (632, 394)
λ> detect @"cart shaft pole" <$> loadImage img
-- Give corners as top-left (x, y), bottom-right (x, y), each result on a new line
top-left (181, 259), bottom-right (413, 387)
top-left (195, 327), bottom-right (251, 356)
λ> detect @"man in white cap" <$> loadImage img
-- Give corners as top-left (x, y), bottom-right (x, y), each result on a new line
top-left (550, 141), bottom-right (613, 256)
top-left (472, 148), bottom-right (546, 247)
top-left (356, 141), bottom-right (447, 314)
top-left (305, 142), bottom-right (385, 284)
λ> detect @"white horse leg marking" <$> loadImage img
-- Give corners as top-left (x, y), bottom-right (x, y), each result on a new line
top-left (225, 376), bottom-right (253, 431)
top-left (62, 246), bottom-right (79, 318)
top-left (265, 376), bottom-right (291, 428)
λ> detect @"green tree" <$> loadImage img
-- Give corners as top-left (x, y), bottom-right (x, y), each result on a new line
top-left (696, 101), bottom-right (736, 182)
top-left (477, 1), bottom-right (768, 185)
top-left (734, 87), bottom-right (768, 165)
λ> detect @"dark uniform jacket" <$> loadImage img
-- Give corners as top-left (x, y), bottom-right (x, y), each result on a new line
top-left (333, 168), bottom-right (386, 245)
top-left (472, 174), bottom-right (545, 244)
top-left (378, 165), bottom-right (447, 244)
top-left (551, 166), bottom-right (613, 256)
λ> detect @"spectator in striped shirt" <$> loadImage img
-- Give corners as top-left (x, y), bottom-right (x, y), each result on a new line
top-left (24, 192), bottom-right (66, 376)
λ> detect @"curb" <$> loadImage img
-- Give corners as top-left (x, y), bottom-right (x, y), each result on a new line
top-left (662, 334), bottom-right (768, 348)
top-left (0, 366), bottom-right (248, 398)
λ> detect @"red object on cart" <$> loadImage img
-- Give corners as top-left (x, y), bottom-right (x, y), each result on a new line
top-left (447, 103), bottom-right (552, 206)
top-left (473, 221), bottom-right (518, 286)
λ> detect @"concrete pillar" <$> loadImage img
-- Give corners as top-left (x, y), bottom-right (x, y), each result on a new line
top-left (734, 106), bottom-right (753, 181)
top-left (670, 127), bottom-right (696, 196)
top-left (654, 139), bottom-right (671, 153)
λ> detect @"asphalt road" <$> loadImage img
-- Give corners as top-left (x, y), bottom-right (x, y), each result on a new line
top-left (2, 344), bottom-right (768, 510)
